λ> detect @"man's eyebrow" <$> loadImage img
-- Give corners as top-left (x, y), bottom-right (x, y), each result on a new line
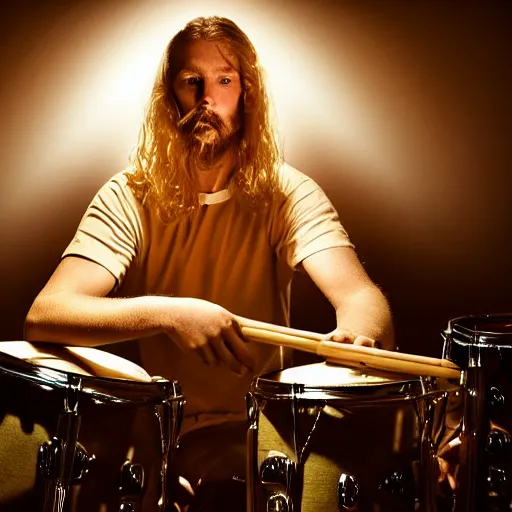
top-left (179, 65), bottom-right (203, 74)
top-left (179, 65), bottom-right (238, 74)
top-left (217, 66), bottom-right (238, 73)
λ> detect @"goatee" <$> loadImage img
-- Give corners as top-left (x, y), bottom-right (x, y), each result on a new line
top-left (178, 104), bottom-right (239, 170)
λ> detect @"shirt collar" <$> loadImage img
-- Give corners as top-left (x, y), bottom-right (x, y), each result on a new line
top-left (198, 187), bottom-right (232, 205)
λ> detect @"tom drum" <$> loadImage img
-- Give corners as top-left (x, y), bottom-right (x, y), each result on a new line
top-left (0, 341), bottom-right (184, 512)
top-left (246, 362), bottom-right (459, 512)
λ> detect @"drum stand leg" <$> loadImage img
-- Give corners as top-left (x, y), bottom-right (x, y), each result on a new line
top-left (246, 393), bottom-right (259, 512)
top-left (38, 375), bottom-right (83, 512)
top-left (455, 357), bottom-right (487, 512)
top-left (154, 380), bottom-right (184, 512)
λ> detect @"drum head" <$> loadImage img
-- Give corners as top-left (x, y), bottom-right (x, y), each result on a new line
top-left (0, 341), bottom-right (151, 382)
top-left (448, 315), bottom-right (512, 348)
top-left (273, 362), bottom-right (411, 386)
top-left (0, 342), bottom-right (182, 404)
top-left (252, 362), bottom-right (427, 403)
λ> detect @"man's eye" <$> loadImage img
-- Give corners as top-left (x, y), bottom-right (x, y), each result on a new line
top-left (219, 77), bottom-right (231, 85)
top-left (185, 77), bottom-right (200, 86)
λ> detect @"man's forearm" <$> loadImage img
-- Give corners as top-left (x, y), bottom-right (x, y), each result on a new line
top-left (24, 293), bottom-right (175, 347)
top-left (334, 286), bottom-right (395, 350)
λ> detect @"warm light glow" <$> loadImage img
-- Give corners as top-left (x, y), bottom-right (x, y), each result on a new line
top-left (4, 2), bottom-right (409, 215)
top-left (2, 1), bottom-right (487, 246)
top-left (1, 1), bottom-right (509, 356)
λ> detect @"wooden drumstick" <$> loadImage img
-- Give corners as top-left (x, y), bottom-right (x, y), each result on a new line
top-left (239, 325), bottom-right (461, 380)
top-left (236, 316), bottom-right (460, 369)
top-left (236, 316), bottom-right (327, 342)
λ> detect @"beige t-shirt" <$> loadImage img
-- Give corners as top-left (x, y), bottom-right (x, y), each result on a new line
top-left (63, 163), bottom-right (354, 433)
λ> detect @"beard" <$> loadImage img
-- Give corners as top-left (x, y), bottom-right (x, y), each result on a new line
top-left (177, 103), bottom-right (240, 171)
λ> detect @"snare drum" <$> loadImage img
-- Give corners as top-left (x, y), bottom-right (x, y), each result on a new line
top-left (246, 362), bottom-right (459, 512)
top-left (0, 342), bottom-right (184, 512)
top-left (443, 315), bottom-right (512, 512)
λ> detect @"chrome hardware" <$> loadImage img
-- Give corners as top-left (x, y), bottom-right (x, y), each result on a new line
top-left (260, 455), bottom-right (296, 489)
top-left (39, 375), bottom-right (83, 512)
top-left (267, 492), bottom-right (291, 512)
top-left (337, 473), bottom-right (359, 510)
top-left (380, 470), bottom-right (405, 494)
top-left (486, 429), bottom-right (511, 457)
top-left (119, 461), bottom-right (144, 512)
top-left (488, 466), bottom-right (507, 498)
top-left (154, 380), bottom-right (184, 511)
top-left (488, 387), bottom-right (505, 408)
top-left (246, 393), bottom-right (258, 426)
top-left (379, 468), bottom-right (414, 495)
top-left (71, 443), bottom-right (94, 481)
top-left (442, 315), bottom-right (512, 512)
top-left (246, 392), bottom-right (259, 512)
top-left (38, 438), bottom-right (64, 481)
top-left (38, 441), bottom-right (94, 483)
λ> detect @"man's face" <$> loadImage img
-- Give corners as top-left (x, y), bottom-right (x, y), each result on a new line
top-left (173, 39), bottom-right (243, 141)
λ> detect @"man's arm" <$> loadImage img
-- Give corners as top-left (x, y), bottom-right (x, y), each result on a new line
top-left (301, 246), bottom-right (395, 350)
top-left (24, 256), bottom-right (254, 373)
top-left (25, 256), bottom-right (165, 345)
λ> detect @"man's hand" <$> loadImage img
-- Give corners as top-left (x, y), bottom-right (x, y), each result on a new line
top-left (436, 436), bottom-right (461, 491)
top-left (324, 328), bottom-right (381, 348)
top-left (166, 298), bottom-right (255, 375)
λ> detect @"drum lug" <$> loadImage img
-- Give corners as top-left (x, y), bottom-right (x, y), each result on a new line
top-left (486, 429), bottom-right (511, 458)
top-left (260, 455), bottom-right (296, 489)
top-left (379, 467), bottom-right (415, 495)
top-left (488, 386), bottom-right (505, 409)
top-left (119, 460), bottom-right (145, 511)
top-left (267, 492), bottom-right (292, 512)
top-left (260, 455), bottom-right (296, 511)
top-left (38, 440), bottom-right (94, 483)
top-left (487, 466), bottom-right (507, 498)
top-left (71, 443), bottom-right (95, 481)
top-left (337, 473), bottom-right (359, 510)
top-left (38, 438), bottom-right (63, 481)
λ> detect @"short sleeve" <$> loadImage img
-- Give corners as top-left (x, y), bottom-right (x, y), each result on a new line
top-left (273, 164), bottom-right (354, 269)
top-left (62, 172), bottom-right (143, 286)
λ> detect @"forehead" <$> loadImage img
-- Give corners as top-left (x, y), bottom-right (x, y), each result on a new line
top-left (177, 39), bottom-right (239, 73)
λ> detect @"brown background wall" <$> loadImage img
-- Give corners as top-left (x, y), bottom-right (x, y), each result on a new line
top-left (0, 0), bottom-right (510, 360)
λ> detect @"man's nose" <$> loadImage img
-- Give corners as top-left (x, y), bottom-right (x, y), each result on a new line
top-left (197, 81), bottom-right (215, 106)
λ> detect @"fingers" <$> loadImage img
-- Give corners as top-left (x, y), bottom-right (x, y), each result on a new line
top-left (437, 436), bottom-right (461, 460)
top-left (353, 335), bottom-right (380, 348)
top-left (168, 301), bottom-right (253, 374)
top-left (437, 457), bottom-right (458, 490)
top-left (209, 336), bottom-right (245, 374)
top-left (324, 329), bottom-right (354, 343)
top-left (196, 343), bottom-right (217, 367)
top-left (170, 475), bottom-right (195, 511)
top-left (325, 330), bottom-right (381, 348)
top-left (224, 327), bottom-right (255, 372)
top-left (197, 326), bottom-right (254, 375)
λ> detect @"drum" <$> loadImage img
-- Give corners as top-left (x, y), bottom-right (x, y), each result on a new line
top-left (0, 341), bottom-right (184, 512)
top-left (443, 315), bottom-right (512, 512)
top-left (246, 362), bottom-right (459, 512)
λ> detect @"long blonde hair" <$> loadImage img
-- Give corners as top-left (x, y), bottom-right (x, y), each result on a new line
top-left (128, 16), bottom-right (282, 222)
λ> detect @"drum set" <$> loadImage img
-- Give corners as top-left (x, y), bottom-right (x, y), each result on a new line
top-left (1, 314), bottom-right (511, 511)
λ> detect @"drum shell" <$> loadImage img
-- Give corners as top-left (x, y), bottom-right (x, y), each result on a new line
top-left (247, 364), bottom-right (460, 512)
top-left (443, 315), bottom-right (512, 511)
top-left (0, 351), bottom-right (184, 512)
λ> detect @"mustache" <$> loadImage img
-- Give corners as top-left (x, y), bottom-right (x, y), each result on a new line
top-left (177, 104), bottom-right (226, 136)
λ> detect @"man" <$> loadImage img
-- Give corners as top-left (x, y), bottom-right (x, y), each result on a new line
top-left (25, 16), bottom-right (394, 511)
